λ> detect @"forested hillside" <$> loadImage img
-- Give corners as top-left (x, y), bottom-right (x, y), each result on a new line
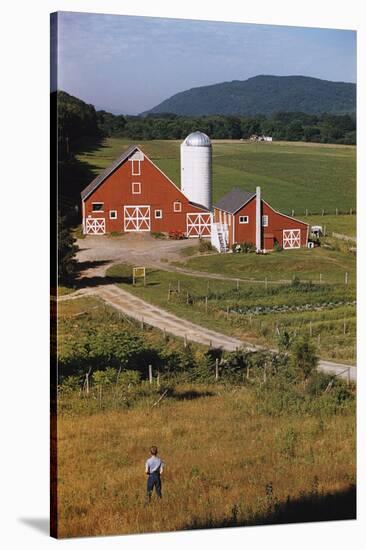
top-left (143, 75), bottom-right (356, 117)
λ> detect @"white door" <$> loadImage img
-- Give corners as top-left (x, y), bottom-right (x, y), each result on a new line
top-left (85, 218), bottom-right (105, 234)
top-left (283, 229), bottom-right (301, 249)
top-left (186, 213), bottom-right (212, 237)
top-left (124, 206), bottom-right (150, 231)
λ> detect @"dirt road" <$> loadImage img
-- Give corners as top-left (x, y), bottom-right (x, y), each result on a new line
top-left (60, 283), bottom-right (356, 382)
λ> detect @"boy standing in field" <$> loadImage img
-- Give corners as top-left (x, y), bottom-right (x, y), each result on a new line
top-left (145, 446), bottom-right (164, 502)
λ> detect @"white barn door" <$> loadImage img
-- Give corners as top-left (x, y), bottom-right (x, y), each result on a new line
top-left (283, 229), bottom-right (301, 249)
top-left (124, 206), bottom-right (151, 231)
top-left (85, 218), bottom-right (105, 234)
top-left (186, 213), bottom-right (211, 237)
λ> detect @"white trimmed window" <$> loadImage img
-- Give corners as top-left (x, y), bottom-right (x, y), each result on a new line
top-left (155, 209), bottom-right (163, 219)
top-left (173, 201), bottom-right (182, 212)
top-left (239, 215), bottom-right (249, 224)
top-left (131, 160), bottom-right (141, 176)
top-left (262, 215), bottom-right (269, 227)
top-left (132, 182), bottom-right (141, 194)
top-left (109, 210), bottom-right (117, 219)
top-left (92, 202), bottom-right (104, 212)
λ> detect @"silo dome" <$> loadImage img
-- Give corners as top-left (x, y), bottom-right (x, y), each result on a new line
top-left (181, 131), bottom-right (212, 211)
top-left (184, 131), bottom-right (211, 147)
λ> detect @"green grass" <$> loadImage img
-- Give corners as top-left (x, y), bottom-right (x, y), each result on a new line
top-left (106, 263), bottom-right (356, 363)
top-left (306, 215), bottom-right (356, 238)
top-left (76, 138), bottom-right (356, 213)
top-left (178, 246), bottom-right (356, 285)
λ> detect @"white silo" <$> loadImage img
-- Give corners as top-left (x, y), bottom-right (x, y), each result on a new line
top-left (180, 131), bottom-right (212, 210)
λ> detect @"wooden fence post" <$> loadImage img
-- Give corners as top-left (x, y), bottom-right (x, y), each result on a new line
top-left (246, 365), bottom-right (250, 380)
top-left (317, 334), bottom-right (321, 346)
top-left (305, 208), bottom-right (308, 216)
top-left (345, 272), bottom-right (348, 285)
top-left (207, 281), bottom-right (210, 294)
top-left (236, 279), bottom-right (239, 291)
top-left (292, 209), bottom-right (295, 217)
top-left (205, 296), bottom-right (208, 313)
top-left (336, 208), bottom-right (338, 216)
top-left (99, 385), bottom-right (102, 408)
top-left (184, 334), bottom-right (188, 348)
top-left (309, 321), bottom-right (312, 337)
top-left (177, 280), bottom-right (181, 294)
top-left (167, 282), bottom-right (171, 301)
top-left (319, 273), bottom-right (322, 284)
top-left (265, 277), bottom-right (268, 290)
top-left (186, 291), bottom-right (189, 305)
top-left (148, 364), bottom-right (153, 385)
top-left (157, 370), bottom-right (160, 388)
top-left (215, 358), bottom-right (219, 381)
top-left (141, 316), bottom-right (144, 330)
top-left (347, 368), bottom-right (351, 387)
top-left (322, 209), bottom-right (325, 216)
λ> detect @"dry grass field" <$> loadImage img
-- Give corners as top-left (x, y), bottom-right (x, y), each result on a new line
top-left (57, 384), bottom-right (355, 538)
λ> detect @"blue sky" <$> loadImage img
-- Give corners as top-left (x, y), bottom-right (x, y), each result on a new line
top-left (55, 11), bottom-right (356, 115)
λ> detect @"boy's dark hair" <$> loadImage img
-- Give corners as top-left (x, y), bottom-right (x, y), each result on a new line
top-left (150, 446), bottom-right (158, 455)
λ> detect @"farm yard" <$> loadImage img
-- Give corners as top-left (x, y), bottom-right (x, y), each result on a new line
top-left (55, 296), bottom-right (356, 538)
top-left (55, 136), bottom-right (357, 538)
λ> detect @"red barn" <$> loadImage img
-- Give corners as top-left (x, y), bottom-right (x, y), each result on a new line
top-left (81, 145), bottom-right (211, 237)
top-left (212, 187), bottom-right (309, 252)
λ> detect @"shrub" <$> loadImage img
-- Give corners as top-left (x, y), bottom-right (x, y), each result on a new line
top-left (151, 231), bottom-right (166, 239)
top-left (240, 241), bottom-right (256, 253)
top-left (273, 241), bottom-right (283, 252)
top-left (198, 238), bottom-right (214, 253)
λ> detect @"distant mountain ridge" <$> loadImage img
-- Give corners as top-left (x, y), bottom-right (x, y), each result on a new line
top-left (142, 75), bottom-right (356, 117)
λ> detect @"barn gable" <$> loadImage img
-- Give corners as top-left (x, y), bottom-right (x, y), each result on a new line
top-left (81, 145), bottom-right (210, 236)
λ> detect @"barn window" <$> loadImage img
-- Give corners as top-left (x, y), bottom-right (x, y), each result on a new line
top-left (131, 160), bottom-right (141, 176)
top-left (132, 182), bottom-right (141, 194)
top-left (155, 209), bottom-right (163, 219)
top-left (109, 210), bottom-right (117, 219)
top-left (92, 202), bottom-right (104, 212)
top-left (239, 215), bottom-right (249, 224)
top-left (174, 201), bottom-right (182, 212)
top-left (262, 215), bottom-right (269, 227)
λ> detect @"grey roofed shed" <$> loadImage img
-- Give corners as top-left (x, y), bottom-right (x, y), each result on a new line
top-left (214, 188), bottom-right (256, 214)
top-left (80, 144), bottom-right (138, 201)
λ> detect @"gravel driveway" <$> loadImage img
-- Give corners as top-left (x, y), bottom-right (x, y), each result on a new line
top-left (76, 233), bottom-right (196, 277)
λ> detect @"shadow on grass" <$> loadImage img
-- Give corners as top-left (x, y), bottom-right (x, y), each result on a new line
top-left (171, 389), bottom-right (215, 400)
top-left (185, 485), bottom-right (356, 530)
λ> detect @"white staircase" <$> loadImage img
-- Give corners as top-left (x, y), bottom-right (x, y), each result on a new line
top-left (211, 222), bottom-right (229, 253)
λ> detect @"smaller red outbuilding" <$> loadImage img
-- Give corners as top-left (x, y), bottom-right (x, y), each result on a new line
top-left (213, 187), bottom-right (309, 252)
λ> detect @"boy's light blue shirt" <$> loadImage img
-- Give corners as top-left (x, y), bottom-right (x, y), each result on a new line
top-left (145, 456), bottom-right (164, 474)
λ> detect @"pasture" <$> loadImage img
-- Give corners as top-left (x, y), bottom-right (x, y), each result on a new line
top-left (76, 137), bottom-right (356, 213)
top-left (56, 297), bottom-right (355, 538)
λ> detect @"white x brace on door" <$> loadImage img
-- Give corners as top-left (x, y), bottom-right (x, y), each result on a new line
top-left (283, 229), bottom-right (301, 249)
top-left (124, 206), bottom-right (151, 231)
top-left (85, 218), bottom-right (105, 234)
top-left (186, 213), bottom-right (212, 237)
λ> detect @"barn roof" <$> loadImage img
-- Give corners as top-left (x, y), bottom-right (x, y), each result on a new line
top-left (214, 188), bottom-right (256, 214)
top-left (80, 145), bottom-right (138, 200)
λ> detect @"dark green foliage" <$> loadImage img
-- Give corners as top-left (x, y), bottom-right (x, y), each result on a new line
top-left (143, 75), bottom-right (355, 117)
top-left (98, 110), bottom-right (355, 145)
top-left (198, 238), bottom-right (214, 253)
top-left (58, 214), bottom-right (79, 283)
top-left (291, 336), bottom-right (318, 382)
top-left (57, 91), bottom-right (101, 159)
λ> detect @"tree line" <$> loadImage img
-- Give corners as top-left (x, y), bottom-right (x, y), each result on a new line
top-left (56, 91), bottom-right (356, 148)
top-left (97, 110), bottom-right (356, 145)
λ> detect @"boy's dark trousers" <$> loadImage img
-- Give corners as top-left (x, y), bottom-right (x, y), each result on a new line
top-left (146, 470), bottom-right (162, 501)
